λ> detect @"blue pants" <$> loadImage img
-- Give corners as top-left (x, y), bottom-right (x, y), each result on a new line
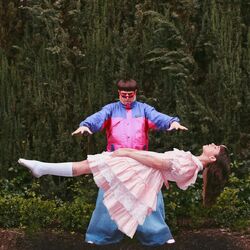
top-left (85, 189), bottom-right (173, 246)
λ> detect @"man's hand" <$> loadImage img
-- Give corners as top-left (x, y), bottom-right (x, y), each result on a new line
top-left (71, 126), bottom-right (93, 136)
top-left (167, 121), bottom-right (188, 131)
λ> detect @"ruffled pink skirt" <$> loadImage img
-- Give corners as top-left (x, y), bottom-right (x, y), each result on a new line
top-left (87, 152), bottom-right (164, 238)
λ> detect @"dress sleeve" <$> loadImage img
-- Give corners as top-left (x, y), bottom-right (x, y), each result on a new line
top-left (161, 149), bottom-right (201, 190)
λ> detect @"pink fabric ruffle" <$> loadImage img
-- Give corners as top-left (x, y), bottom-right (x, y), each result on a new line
top-left (162, 149), bottom-right (202, 190)
top-left (88, 152), bottom-right (163, 238)
top-left (87, 149), bottom-right (202, 238)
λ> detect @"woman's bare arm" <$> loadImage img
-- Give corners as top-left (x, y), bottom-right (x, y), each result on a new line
top-left (112, 148), bottom-right (164, 170)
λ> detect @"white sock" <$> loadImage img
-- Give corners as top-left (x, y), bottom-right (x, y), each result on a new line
top-left (18, 158), bottom-right (73, 178)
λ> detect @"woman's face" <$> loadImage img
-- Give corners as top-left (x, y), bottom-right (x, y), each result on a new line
top-left (202, 143), bottom-right (221, 158)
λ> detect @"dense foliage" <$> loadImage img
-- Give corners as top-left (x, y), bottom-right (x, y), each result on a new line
top-left (0, 0), bottom-right (249, 232)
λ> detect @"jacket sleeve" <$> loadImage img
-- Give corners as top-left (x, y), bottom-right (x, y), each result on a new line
top-left (144, 103), bottom-right (180, 130)
top-left (79, 104), bottom-right (112, 133)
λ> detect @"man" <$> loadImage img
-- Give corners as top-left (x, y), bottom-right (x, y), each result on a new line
top-left (72, 79), bottom-right (188, 246)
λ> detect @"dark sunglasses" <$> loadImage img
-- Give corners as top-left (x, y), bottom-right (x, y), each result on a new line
top-left (119, 92), bottom-right (136, 99)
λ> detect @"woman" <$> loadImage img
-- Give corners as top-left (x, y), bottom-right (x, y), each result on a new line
top-left (18, 143), bottom-right (230, 238)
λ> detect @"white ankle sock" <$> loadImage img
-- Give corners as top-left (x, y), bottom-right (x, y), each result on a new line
top-left (18, 158), bottom-right (73, 178)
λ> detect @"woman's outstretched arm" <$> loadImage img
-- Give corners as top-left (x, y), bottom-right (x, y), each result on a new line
top-left (112, 148), bottom-right (164, 170)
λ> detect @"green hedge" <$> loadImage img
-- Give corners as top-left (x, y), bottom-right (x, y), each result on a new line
top-left (0, 160), bottom-right (249, 232)
top-left (0, 195), bottom-right (94, 232)
top-left (0, 174), bottom-right (249, 233)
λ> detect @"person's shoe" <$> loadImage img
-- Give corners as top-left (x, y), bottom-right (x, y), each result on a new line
top-left (87, 241), bottom-right (94, 244)
top-left (166, 239), bottom-right (175, 244)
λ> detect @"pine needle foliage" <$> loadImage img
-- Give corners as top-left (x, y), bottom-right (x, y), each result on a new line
top-left (0, 0), bottom-right (249, 201)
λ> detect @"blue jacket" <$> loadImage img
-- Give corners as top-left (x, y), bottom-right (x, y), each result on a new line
top-left (80, 101), bottom-right (180, 151)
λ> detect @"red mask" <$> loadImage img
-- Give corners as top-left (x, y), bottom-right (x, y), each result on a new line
top-left (119, 91), bottom-right (136, 99)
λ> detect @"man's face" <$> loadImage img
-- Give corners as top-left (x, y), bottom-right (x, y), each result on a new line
top-left (118, 90), bottom-right (136, 105)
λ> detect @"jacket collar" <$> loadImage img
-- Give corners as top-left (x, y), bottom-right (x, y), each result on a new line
top-left (119, 100), bottom-right (137, 109)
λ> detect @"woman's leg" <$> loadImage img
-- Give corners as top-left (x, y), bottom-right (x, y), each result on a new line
top-left (18, 158), bottom-right (91, 177)
top-left (73, 160), bottom-right (91, 176)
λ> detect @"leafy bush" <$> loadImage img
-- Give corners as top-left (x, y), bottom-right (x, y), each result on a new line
top-left (207, 174), bottom-right (250, 229)
top-left (0, 194), bottom-right (94, 232)
top-left (0, 195), bottom-right (23, 228)
top-left (0, 158), bottom-right (249, 233)
top-left (19, 197), bottom-right (57, 230)
top-left (57, 197), bottom-right (94, 232)
top-left (163, 162), bottom-right (250, 232)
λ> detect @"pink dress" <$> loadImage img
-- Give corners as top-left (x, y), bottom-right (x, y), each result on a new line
top-left (87, 149), bottom-right (203, 238)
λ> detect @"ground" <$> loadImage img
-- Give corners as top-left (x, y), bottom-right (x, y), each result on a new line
top-left (0, 228), bottom-right (249, 250)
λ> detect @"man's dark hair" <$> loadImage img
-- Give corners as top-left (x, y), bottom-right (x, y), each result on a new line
top-left (116, 79), bottom-right (138, 91)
